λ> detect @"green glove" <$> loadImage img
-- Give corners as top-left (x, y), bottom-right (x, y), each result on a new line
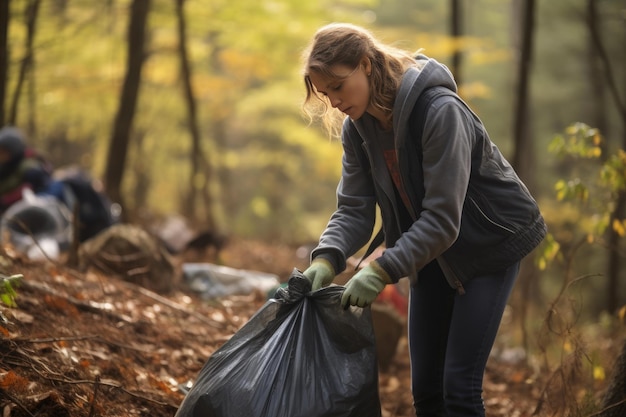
top-left (341, 260), bottom-right (392, 309)
top-left (303, 258), bottom-right (335, 291)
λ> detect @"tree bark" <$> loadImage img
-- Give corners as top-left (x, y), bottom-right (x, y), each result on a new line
top-left (104, 0), bottom-right (151, 213)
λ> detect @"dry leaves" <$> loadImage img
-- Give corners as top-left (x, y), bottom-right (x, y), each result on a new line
top-left (0, 239), bottom-right (545, 417)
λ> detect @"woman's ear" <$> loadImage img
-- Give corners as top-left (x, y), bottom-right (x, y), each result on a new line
top-left (362, 57), bottom-right (372, 76)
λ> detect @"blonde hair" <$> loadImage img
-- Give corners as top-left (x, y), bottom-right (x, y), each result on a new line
top-left (302, 23), bottom-right (420, 137)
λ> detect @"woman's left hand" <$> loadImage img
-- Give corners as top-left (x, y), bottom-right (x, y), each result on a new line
top-left (341, 260), bottom-right (391, 309)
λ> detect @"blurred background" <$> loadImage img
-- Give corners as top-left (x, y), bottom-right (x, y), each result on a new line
top-left (1, 0), bottom-right (625, 327)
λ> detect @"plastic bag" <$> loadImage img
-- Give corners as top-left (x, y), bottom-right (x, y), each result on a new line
top-left (0, 189), bottom-right (73, 260)
top-left (175, 269), bottom-right (382, 417)
top-left (182, 263), bottom-right (280, 299)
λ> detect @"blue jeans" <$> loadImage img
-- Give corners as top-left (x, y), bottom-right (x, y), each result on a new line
top-left (408, 260), bottom-right (520, 417)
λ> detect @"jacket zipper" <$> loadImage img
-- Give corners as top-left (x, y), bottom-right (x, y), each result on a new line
top-left (469, 196), bottom-right (516, 234)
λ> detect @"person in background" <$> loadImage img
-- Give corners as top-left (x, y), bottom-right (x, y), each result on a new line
top-left (300, 23), bottom-right (547, 416)
top-left (0, 126), bottom-right (117, 244)
top-left (0, 126), bottom-right (57, 213)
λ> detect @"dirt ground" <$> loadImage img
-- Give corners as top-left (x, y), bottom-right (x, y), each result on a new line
top-left (0, 237), bottom-right (554, 416)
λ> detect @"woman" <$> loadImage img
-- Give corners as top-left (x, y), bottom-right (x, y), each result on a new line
top-left (301, 23), bottom-right (546, 416)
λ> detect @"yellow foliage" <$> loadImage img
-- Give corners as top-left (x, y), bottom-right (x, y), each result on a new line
top-left (619, 305), bottom-right (626, 322)
top-left (555, 180), bottom-right (567, 201)
top-left (563, 340), bottom-right (572, 353)
top-left (593, 366), bottom-right (606, 381)
top-left (592, 133), bottom-right (602, 146)
top-left (144, 59), bottom-right (179, 85)
top-left (250, 197), bottom-right (270, 218)
top-left (469, 48), bottom-right (511, 66)
top-left (590, 147), bottom-right (602, 158)
top-left (458, 82), bottom-right (492, 100)
top-left (613, 219), bottom-right (626, 237)
top-left (220, 50), bottom-right (272, 80)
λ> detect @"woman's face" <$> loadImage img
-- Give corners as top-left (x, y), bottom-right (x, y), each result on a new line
top-left (308, 62), bottom-right (371, 121)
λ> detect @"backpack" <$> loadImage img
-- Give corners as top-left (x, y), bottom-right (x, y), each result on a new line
top-left (57, 173), bottom-right (119, 242)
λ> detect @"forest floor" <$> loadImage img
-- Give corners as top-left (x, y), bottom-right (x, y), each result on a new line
top-left (0, 236), bottom-right (618, 417)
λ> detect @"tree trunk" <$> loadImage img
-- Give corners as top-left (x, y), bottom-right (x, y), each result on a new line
top-left (175, 0), bottom-right (215, 228)
top-left (7, 0), bottom-right (40, 127)
top-left (0, 0), bottom-right (9, 126)
top-left (511, 0), bottom-right (536, 185)
top-left (607, 192), bottom-right (625, 314)
top-left (586, 0), bottom-right (608, 155)
top-left (130, 129), bottom-right (150, 216)
top-left (104, 0), bottom-right (151, 213)
top-left (510, 0), bottom-right (538, 361)
top-left (586, 0), bottom-right (626, 315)
top-left (450, 0), bottom-right (462, 88)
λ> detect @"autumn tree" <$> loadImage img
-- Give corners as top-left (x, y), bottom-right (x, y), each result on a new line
top-left (175, 0), bottom-right (215, 228)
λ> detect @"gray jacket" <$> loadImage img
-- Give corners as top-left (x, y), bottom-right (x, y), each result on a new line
top-left (311, 56), bottom-right (546, 292)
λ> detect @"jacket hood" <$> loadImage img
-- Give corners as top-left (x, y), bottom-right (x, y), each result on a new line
top-left (351, 55), bottom-right (457, 138)
top-left (392, 55), bottom-right (457, 133)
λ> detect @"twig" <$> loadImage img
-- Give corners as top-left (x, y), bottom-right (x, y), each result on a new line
top-left (13, 333), bottom-right (153, 353)
top-left (13, 335), bottom-right (99, 344)
top-left (585, 398), bottom-right (626, 417)
top-left (43, 376), bottom-right (177, 408)
top-left (88, 375), bottom-right (100, 417)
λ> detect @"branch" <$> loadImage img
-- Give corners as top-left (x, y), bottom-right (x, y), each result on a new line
top-left (585, 398), bottom-right (626, 417)
top-left (0, 388), bottom-right (36, 417)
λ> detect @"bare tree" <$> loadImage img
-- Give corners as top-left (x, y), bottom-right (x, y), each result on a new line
top-left (175, 0), bottom-right (215, 229)
top-left (104, 0), bottom-right (151, 214)
top-left (586, 0), bottom-right (608, 149)
top-left (586, 0), bottom-right (626, 315)
top-left (7, 0), bottom-right (40, 127)
top-left (450, 0), bottom-right (463, 87)
top-left (0, 0), bottom-right (9, 126)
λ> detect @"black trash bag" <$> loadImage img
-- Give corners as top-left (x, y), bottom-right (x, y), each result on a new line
top-left (175, 269), bottom-right (382, 417)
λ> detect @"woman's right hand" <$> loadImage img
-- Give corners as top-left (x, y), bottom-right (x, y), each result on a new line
top-left (303, 258), bottom-right (335, 290)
